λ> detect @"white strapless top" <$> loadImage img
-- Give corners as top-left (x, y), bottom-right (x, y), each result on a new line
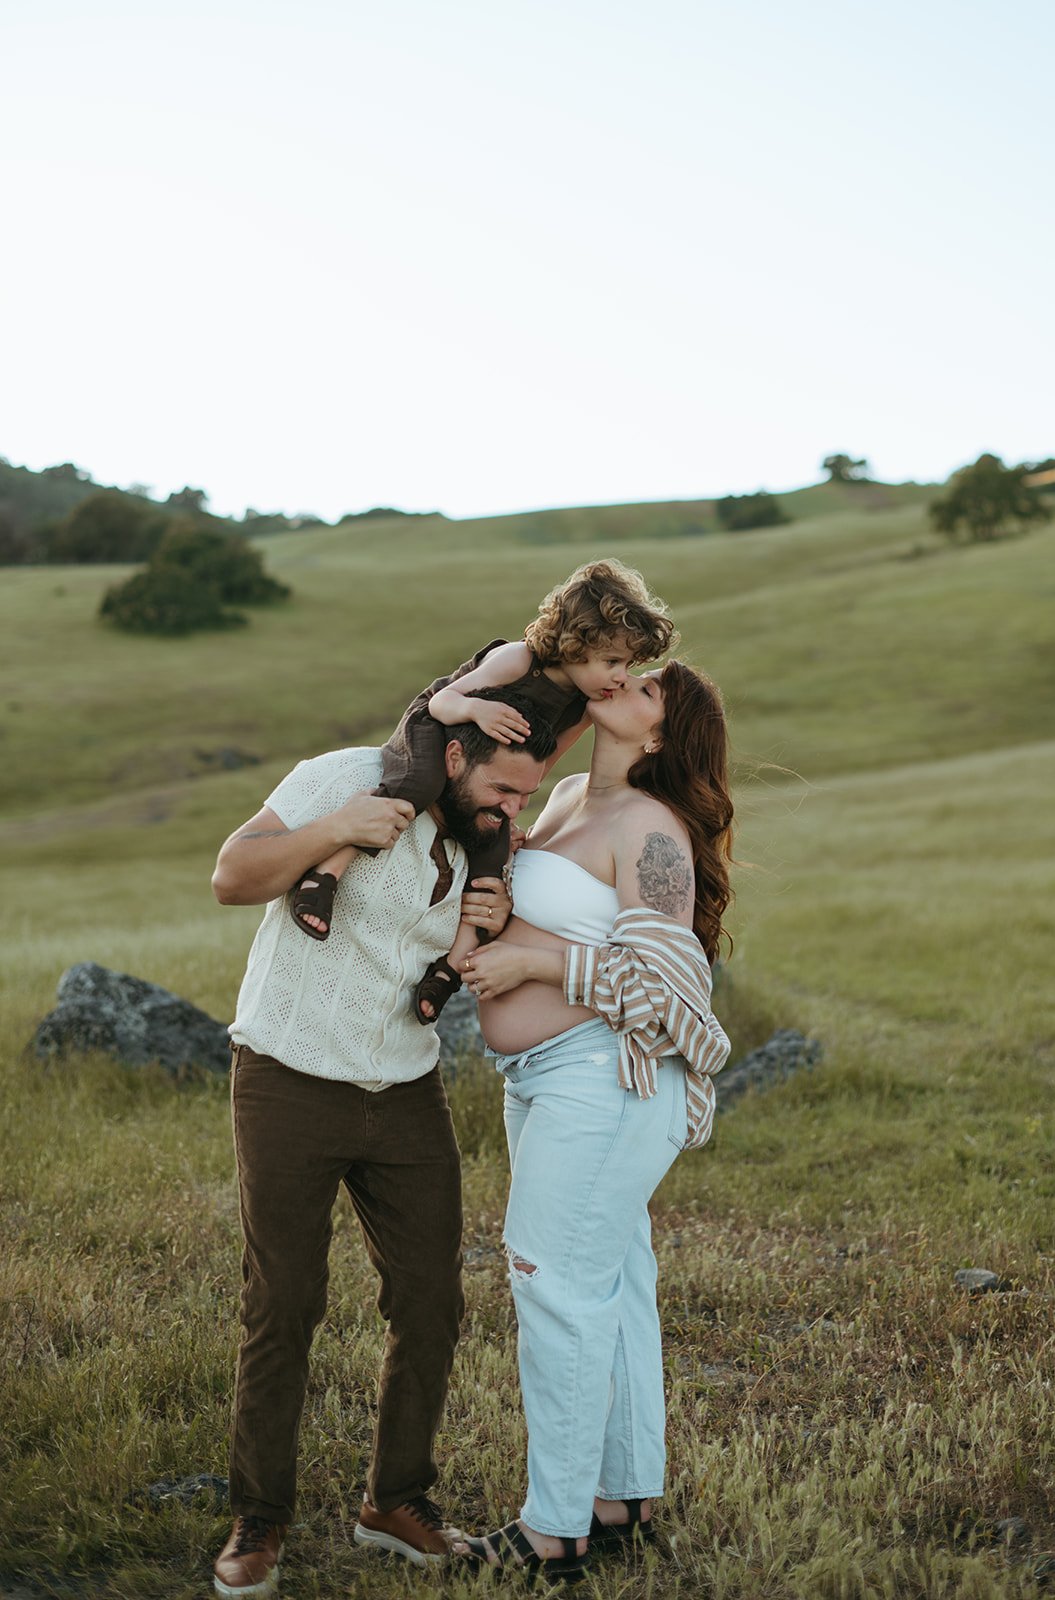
top-left (509, 848), bottom-right (620, 944)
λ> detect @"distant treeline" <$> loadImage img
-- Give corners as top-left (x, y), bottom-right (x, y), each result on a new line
top-left (3, 450), bottom-right (1051, 577)
top-left (0, 457), bottom-right (443, 566)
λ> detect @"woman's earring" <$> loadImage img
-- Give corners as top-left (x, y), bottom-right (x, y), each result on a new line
top-left (644, 743), bottom-right (655, 754)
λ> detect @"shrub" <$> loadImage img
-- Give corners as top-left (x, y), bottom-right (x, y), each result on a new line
top-left (715, 491), bottom-right (790, 531)
top-left (151, 524), bottom-right (291, 604)
top-left (99, 568), bottom-right (246, 636)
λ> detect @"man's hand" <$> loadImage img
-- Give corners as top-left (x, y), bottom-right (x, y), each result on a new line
top-left (469, 698), bottom-right (532, 746)
top-left (460, 874), bottom-right (513, 935)
top-left (334, 792), bottom-right (415, 850)
top-left (212, 791), bottom-right (416, 907)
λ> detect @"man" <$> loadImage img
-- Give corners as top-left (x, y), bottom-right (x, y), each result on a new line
top-left (210, 691), bottom-right (555, 1598)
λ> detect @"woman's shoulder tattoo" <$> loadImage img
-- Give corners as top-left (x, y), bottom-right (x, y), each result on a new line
top-left (635, 831), bottom-right (693, 916)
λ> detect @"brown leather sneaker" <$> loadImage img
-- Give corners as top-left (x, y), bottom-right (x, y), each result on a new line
top-left (213, 1516), bottom-right (288, 1597)
top-left (353, 1494), bottom-right (460, 1565)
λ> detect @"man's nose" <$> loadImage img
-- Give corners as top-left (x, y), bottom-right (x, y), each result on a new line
top-left (500, 795), bottom-right (527, 817)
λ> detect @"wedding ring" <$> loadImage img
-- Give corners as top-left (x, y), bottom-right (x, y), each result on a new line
top-left (485, 908), bottom-right (492, 917)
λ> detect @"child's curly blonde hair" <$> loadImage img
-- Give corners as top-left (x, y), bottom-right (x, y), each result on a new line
top-left (524, 559), bottom-right (678, 666)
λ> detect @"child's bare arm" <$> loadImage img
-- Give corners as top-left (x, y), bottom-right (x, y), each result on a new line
top-left (428, 641), bottom-right (535, 744)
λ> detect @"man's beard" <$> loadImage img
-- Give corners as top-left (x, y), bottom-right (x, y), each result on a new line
top-left (437, 770), bottom-right (507, 854)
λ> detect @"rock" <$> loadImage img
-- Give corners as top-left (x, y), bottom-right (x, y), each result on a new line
top-left (134, 1473), bottom-right (229, 1510)
top-left (435, 986), bottom-right (488, 1071)
top-left (714, 1029), bottom-right (823, 1110)
top-left (1034, 1552), bottom-right (1055, 1586)
top-left (698, 1362), bottom-right (747, 1387)
top-left (32, 963), bottom-right (231, 1075)
top-left (954, 1268), bottom-right (1003, 1293)
top-left (463, 1243), bottom-right (502, 1270)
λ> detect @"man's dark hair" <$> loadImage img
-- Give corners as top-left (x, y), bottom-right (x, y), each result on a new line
top-left (446, 687), bottom-right (557, 769)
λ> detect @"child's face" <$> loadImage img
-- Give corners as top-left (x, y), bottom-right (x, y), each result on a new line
top-left (563, 641), bottom-right (634, 701)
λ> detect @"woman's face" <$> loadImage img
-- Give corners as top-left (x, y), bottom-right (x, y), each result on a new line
top-left (588, 669), bottom-right (665, 749)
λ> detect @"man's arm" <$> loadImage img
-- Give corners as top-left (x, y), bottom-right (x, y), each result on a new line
top-left (211, 793), bottom-right (415, 906)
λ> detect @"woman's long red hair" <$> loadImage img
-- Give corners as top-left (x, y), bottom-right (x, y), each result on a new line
top-left (627, 660), bottom-right (734, 963)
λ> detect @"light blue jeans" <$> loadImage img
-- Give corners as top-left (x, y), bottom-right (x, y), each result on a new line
top-left (490, 1017), bottom-right (688, 1538)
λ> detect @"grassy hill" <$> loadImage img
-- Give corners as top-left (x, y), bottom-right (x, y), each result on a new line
top-left (1, 487), bottom-right (1051, 1598)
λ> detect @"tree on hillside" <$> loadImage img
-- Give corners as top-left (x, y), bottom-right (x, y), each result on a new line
top-left (0, 509), bottom-right (31, 565)
top-left (822, 453), bottom-right (870, 483)
top-left (43, 491), bottom-right (172, 563)
top-left (165, 486), bottom-right (209, 515)
top-left (42, 462), bottom-right (91, 483)
top-left (715, 491), bottom-right (790, 531)
top-left (929, 453), bottom-right (1052, 543)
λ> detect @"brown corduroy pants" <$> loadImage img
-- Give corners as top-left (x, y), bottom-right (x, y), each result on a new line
top-left (227, 1045), bottom-right (464, 1523)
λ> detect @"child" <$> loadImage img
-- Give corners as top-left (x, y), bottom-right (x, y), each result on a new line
top-left (290, 559), bottom-right (677, 1022)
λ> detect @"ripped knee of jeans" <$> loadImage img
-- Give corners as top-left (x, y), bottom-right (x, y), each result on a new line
top-left (505, 1241), bottom-right (540, 1279)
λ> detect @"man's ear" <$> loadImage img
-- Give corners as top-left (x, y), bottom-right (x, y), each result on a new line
top-left (444, 739), bottom-right (466, 779)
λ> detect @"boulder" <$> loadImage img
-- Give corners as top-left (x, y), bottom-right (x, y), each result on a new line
top-left (954, 1267), bottom-right (1009, 1294)
top-left (434, 985), bottom-right (487, 1068)
top-left (32, 962), bottom-right (231, 1075)
top-left (134, 1474), bottom-right (229, 1510)
top-left (714, 1028), bottom-right (823, 1110)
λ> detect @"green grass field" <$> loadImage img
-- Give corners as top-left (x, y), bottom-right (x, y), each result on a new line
top-left (1, 489), bottom-right (1052, 1597)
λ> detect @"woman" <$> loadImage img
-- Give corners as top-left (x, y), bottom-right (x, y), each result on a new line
top-left (454, 660), bottom-right (734, 1584)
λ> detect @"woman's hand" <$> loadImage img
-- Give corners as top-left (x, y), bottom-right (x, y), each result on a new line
top-left (460, 875), bottom-right (512, 934)
top-left (462, 940), bottom-right (541, 1000)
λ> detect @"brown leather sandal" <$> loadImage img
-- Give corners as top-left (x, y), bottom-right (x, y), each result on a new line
top-left (413, 956), bottom-right (462, 1023)
top-left (290, 870), bottom-right (338, 940)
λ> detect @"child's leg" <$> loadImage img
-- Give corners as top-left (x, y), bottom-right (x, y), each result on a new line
top-left (448, 921), bottom-right (480, 969)
top-left (414, 825), bottom-right (511, 1021)
top-left (416, 923), bottom-right (479, 1022)
top-left (294, 712), bottom-right (449, 939)
top-left (291, 845), bottom-right (357, 938)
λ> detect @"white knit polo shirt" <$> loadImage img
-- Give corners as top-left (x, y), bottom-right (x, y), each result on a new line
top-left (229, 747), bottom-right (466, 1087)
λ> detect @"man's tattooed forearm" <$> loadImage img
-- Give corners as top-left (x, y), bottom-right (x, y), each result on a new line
top-left (636, 832), bottom-right (693, 916)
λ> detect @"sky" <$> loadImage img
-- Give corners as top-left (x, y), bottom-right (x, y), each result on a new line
top-left (2, 0), bottom-right (1051, 522)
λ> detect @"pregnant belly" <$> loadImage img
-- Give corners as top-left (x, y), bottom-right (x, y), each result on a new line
top-left (477, 915), bottom-right (597, 1054)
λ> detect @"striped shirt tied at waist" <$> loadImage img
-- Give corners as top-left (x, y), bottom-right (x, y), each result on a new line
top-left (563, 906), bottom-right (730, 1151)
